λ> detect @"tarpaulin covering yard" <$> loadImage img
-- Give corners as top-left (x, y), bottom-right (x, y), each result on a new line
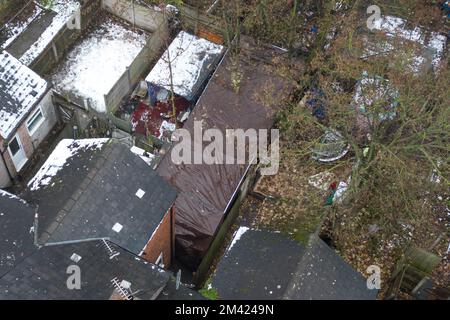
top-left (156, 37), bottom-right (294, 269)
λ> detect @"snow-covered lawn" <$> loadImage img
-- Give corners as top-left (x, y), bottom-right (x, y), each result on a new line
top-left (51, 18), bottom-right (147, 113)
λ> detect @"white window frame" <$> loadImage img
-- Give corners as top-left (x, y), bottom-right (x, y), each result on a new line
top-left (26, 106), bottom-right (45, 136)
top-left (155, 252), bottom-right (164, 268)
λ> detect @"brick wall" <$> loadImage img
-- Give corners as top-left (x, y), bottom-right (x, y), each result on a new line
top-left (140, 205), bottom-right (175, 269)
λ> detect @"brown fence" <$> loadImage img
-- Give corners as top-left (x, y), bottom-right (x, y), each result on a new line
top-left (179, 3), bottom-right (224, 44)
top-left (104, 20), bottom-right (169, 115)
top-left (102, 0), bottom-right (166, 32)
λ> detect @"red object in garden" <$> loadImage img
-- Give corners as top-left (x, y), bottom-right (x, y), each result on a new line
top-left (131, 97), bottom-right (190, 138)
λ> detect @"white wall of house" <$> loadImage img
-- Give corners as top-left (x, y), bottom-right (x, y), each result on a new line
top-left (0, 91), bottom-right (58, 188)
top-left (26, 91), bottom-right (58, 149)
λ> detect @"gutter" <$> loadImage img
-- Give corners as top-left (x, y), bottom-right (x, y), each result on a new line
top-left (43, 237), bottom-right (112, 247)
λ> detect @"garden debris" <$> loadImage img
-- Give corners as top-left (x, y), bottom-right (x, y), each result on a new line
top-left (308, 171), bottom-right (335, 191)
top-left (312, 130), bottom-right (350, 163)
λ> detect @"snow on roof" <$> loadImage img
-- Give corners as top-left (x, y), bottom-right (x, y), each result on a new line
top-left (19, 0), bottom-right (81, 65)
top-left (0, 51), bottom-right (48, 139)
top-left (51, 18), bottom-right (147, 113)
top-left (130, 146), bottom-right (155, 167)
top-left (27, 138), bottom-right (109, 191)
top-left (0, 3), bottom-right (43, 50)
top-left (145, 31), bottom-right (224, 100)
top-left (0, 189), bottom-right (27, 204)
top-left (371, 15), bottom-right (447, 71)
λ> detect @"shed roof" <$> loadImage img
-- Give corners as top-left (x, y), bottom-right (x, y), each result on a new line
top-left (24, 139), bottom-right (177, 255)
top-left (156, 37), bottom-right (293, 268)
top-left (0, 50), bottom-right (48, 139)
top-left (17, 0), bottom-right (81, 66)
top-left (145, 30), bottom-right (224, 100)
top-left (211, 228), bottom-right (378, 300)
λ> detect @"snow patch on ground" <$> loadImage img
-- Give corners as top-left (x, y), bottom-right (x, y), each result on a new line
top-left (28, 138), bottom-right (109, 191)
top-left (353, 73), bottom-right (399, 121)
top-left (158, 120), bottom-right (176, 139)
top-left (371, 15), bottom-right (447, 71)
top-left (51, 18), bottom-right (147, 113)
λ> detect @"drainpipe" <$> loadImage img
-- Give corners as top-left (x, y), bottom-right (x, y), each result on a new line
top-left (0, 144), bottom-right (14, 186)
top-left (72, 125), bottom-right (78, 139)
top-left (170, 206), bottom-right (174, 265)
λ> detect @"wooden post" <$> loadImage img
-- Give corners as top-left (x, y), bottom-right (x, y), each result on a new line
top-left (52, 41), bottom-right (58, 61)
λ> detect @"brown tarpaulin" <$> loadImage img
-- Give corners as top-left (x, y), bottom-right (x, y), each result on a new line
top-left (157, 37), bottom-right (294, 269)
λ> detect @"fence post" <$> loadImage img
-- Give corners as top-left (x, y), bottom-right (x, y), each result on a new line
top-left (126, 66), bottom-right (131, 87)
top-left (52, 41), bottom-right (58, 61)
top-left (104, 94), bottom-right (109, 113)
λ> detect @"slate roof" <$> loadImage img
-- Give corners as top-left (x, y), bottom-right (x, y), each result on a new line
top-left (0, 190), bottom-right (37, 277)
top-left (0, 190), bottom-right (200, 300)
top-left (0, 50), bottom-right (48, 139)
top-left (0, 239), bottom-right (170, 300)
top-left (211, 228), bottom-right (378, 300)
top-left (24, 139), bottom-right (177, 255)
top-left (284, 236), bottom-right (378, 300)
top-left (157, 276), bottom-right (206, 300)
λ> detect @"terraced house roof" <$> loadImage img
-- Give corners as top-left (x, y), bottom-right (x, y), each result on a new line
top-left (0, 50), bottom-right (48, 139)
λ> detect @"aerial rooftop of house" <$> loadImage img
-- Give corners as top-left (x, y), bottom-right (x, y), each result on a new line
top-left (0, 50), bottom-right (48, 139)
top-left (0, 239), bottom-right (171, 300)
top-left (210, 228), bottom-right (378, 300)
top-left (145, 30), bottom-right (225, 101)
top-left (1, 0), bottom-right (80, 66)
top-left (24, 139), bottom-right (177, 255)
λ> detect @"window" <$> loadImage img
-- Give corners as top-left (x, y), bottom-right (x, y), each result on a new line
top-left (8, 137), bottom-right (21, 156)
top-left (26, 107), bottom-right (44, 135)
